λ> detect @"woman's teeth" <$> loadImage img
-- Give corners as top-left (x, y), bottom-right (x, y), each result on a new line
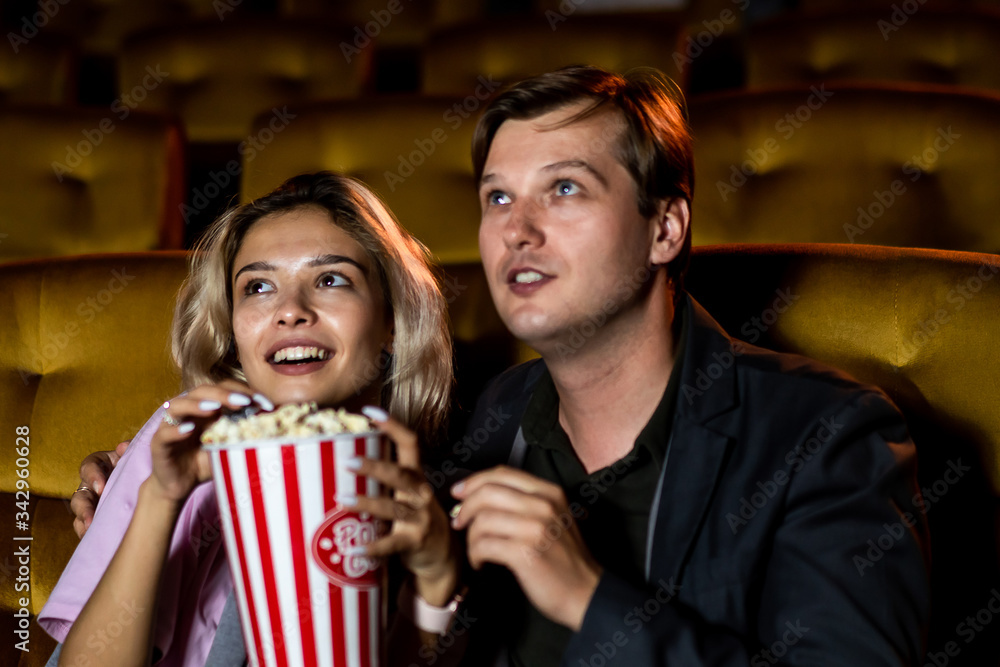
top-left (515, 271), bottom-right (544, 284)
top-left (272, 346), bottom-right (328, 363)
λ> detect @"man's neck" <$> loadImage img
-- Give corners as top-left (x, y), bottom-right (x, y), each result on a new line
top-left (543, 290), bottom-right (679, 474)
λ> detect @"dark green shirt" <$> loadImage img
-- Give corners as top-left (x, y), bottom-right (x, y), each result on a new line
top-left (508, 304), bottom-right (688, 667)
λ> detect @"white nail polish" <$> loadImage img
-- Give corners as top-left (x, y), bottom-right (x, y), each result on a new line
top-left (337, 495), bottom-right (358, 507)
top-left (361, 405), bottom-right (389, 422)
top-left (228, 393), bottom-right (252, 407)
top-left (199, 400), bottom-right (221, 411)
top-left (177, 422), bottom-right (196, 435)
top-left (345, 457), bottom-right (363, 471)
top-left (253, 394), bottom-right (274, 411)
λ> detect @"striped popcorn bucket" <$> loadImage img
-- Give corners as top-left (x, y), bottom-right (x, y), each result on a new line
top-left (206, 432), bottom-right (388, 667)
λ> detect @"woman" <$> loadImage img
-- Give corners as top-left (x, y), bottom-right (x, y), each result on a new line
top-left (39, 172), bottom-right (461, 666)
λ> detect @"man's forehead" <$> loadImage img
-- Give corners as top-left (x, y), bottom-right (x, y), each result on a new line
top-left (487, 104), bottom-right (627, 169)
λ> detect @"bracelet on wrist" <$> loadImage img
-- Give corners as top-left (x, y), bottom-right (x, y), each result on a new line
top-left (398, 579), bottom-right (466, 635)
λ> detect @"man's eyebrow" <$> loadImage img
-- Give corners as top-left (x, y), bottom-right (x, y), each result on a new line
top-left (234, 255), bottom-right (367, 282)
top-left (542, 160), bottom-right (609, 188)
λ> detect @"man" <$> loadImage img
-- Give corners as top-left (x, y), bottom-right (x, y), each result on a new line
top-left (434, 65), bottom-right (929, 665)
top-left (72, 66), bottom-right (930, 665)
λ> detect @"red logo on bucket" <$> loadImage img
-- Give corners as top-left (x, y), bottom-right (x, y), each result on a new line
top-left (311, 509), bottom-right (381, 588)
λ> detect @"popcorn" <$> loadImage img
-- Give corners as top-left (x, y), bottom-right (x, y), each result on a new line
top-left (201, 402), bottom-right (374, 444)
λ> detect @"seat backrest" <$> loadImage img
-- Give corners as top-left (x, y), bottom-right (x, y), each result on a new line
top-left (0, 252), bottom-right (188, 667)
top-left (119, 18), bottom-right (370, 143)
top-left (0, 107), bottom-right (185, 261)
top-left (689, 84), bottom-right (1000, 253)
top-left (746, 8), bottom-right (1000, 93)
top-left (239, 97), bottom-right (481, 264)
top-left (422, 14), bottom-right (688, 96)
top-left (0, 34), bottom-right (76, 105)
top-left (687, 243), bottom-right (1000, 665)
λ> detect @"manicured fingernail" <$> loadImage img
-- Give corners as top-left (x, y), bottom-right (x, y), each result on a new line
top-left (361, 405), bottom-right (389, 422)
top-left (177, 422), bottom-right (196, 435)
top-left (451, 481), bottom-right (465, 495)
top-left (449, 502), bottom-right (463, 520)
top-left (199, 400), bottom-right (222, 411)
top-left (253, 394), bottom-right (274, 411)
top-left (345, 457), bottom-right (363, 471)
top-left (228, 393), bottom-right (252, 407)
top-left (337, 495), bottom-right (358, 507)
top-left (342, 545), bottom-right (367, 556)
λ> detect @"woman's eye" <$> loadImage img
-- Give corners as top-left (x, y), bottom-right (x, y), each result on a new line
top-left (555, 180), bottom-right (580, 196)
top-left (488, 191), bottom-right (511, 206)
top-left (319, 273), bottom-right (349, 288)
top-left (245, 280), bottom-right (274, 294)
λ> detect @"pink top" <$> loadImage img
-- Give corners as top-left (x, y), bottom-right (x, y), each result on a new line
top-left (38, 404), bottom-right (233, 666)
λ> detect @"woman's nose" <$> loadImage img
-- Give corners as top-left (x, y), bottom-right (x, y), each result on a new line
top-left (274, 288), bottom-right (317, 326)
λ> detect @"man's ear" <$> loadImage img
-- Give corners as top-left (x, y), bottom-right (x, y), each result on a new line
top-left (649, 197), bottom-right (690, 267)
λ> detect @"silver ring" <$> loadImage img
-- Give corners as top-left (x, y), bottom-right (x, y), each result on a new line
top-left (162, 413), bottom-right (181, 427)
top-left (74, 484), bottom-right (91, 495)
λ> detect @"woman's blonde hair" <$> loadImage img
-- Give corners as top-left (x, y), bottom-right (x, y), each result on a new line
top-left (171, 172), bottom-right (452, 441)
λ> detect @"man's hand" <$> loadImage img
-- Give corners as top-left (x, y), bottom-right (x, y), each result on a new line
top-left (72, 440), bottom-right (130, 538)
top-left (450, 466), bottom-right (602, 631)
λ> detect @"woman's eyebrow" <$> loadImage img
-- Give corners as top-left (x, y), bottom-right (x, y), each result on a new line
top-left (309, 254), bottom-right (367, 275)
top-left (233, 260), bottom-right (275, 282)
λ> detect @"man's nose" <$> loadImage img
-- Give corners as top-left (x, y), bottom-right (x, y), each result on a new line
top-left (503, 199), bottom-right (544, 249)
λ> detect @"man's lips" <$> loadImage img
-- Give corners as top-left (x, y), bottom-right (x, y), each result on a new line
top-left (506, 267), bottom-right (554, 294)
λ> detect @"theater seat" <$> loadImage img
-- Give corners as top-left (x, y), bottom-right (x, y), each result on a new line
top-left (0, 252), bottom-right (188, 667)
top-left (422, 14), bottom-right (687, 96)
top-left (0, 107), bottom-right (185, 262)
top-left (689, 84), bottom-right (1000, 253)
top-left (239, 98), bottom-right (481, 264)
top-left (0, 34), bottom-right (76, 105)
top-left (746, 8), bottom-right (1000, 93)
top-left (686, 243), bottom-right (1000, 666)
top-left (119, 18), bottom-right (370, 143)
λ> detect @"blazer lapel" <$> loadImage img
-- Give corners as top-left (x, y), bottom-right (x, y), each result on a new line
top-left (646, 295), bottom-right (741, 585)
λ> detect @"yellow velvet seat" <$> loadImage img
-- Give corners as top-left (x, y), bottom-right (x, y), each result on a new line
top-left (277, 0), bottom-right (436, 46)
top-left (746, 8), bottom-right (1000, 93)
top-left (239, 98), bottom-right (481, 264)
top-left (688, 84), bottom-right (1000, 253)
top-left (0, 107), bottom-right (185, 262)
top-left (421, 14), bottom-right (688, 96)
top-left (0, 34), bottom-right (76, 105)
top-left (118, 18), bottom-right (371, 143)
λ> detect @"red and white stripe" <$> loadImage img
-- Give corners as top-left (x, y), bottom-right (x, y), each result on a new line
top-left (210, 434), bottom-right (386, 667)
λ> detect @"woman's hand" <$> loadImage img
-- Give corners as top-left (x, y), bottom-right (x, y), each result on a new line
top-left (150, 380), bottom-right (270, 504)
top-left (348, 407), bottom-right (459, 606)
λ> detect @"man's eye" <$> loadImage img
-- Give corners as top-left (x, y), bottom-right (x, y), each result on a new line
top-left (319, 273), bottom-right (349, 288)
top-left (245, 280), bottom-right (274, 294)
top-left (556, 180), bottom-right (580, 196)
top-left (488, 191), bottom-right (511, 206)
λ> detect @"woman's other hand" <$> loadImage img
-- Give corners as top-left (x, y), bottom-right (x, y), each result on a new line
top-left (348, 407), bottom-right (459, 606)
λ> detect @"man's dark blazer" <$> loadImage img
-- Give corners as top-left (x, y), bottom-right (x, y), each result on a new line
top-left (450, 295), bottom-right (930, 666)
